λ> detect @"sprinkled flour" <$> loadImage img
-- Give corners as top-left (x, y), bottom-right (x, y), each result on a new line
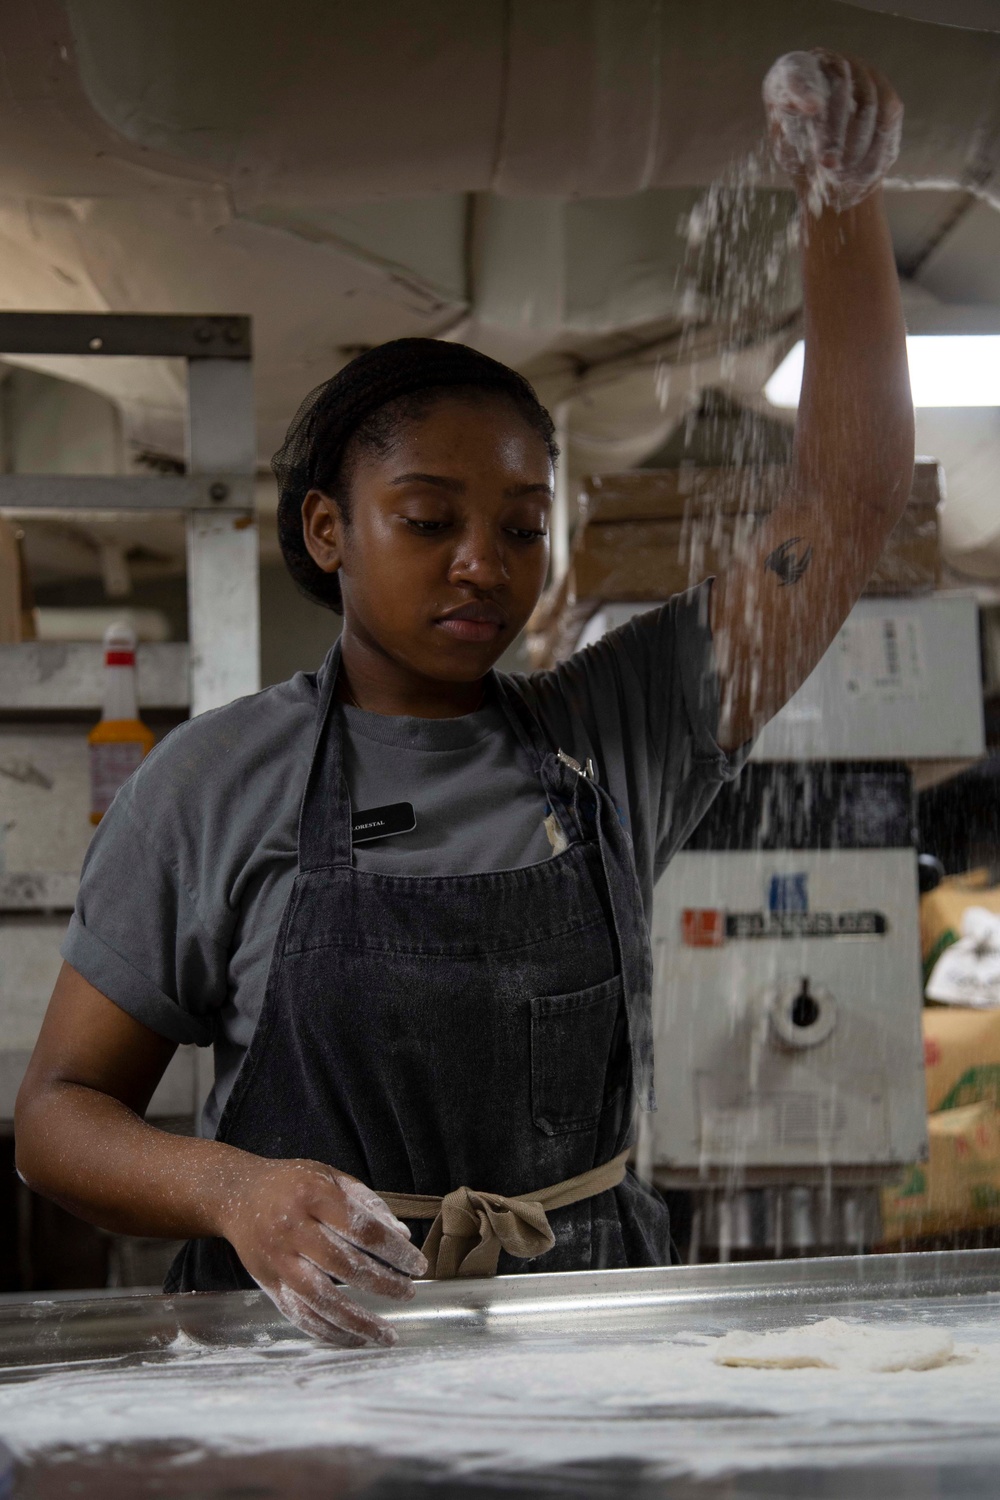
top-left (0, 1309), bottom-right (996, 1481)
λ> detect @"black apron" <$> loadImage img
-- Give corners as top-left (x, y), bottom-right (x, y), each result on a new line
top-left (166, 644), bottom-right (669, 1292)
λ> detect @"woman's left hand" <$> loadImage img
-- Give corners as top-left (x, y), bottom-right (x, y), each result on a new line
top-left (762, 49), bottom-right (903, 214)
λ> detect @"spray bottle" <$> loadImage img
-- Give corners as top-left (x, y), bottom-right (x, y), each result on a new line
top-left (88, 622), bottom-right (155, 824)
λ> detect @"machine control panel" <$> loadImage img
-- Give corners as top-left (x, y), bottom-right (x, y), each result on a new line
top-left (650, 847), bottom-right (928, 1183)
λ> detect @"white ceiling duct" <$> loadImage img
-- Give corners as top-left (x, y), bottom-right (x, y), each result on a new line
top-left (918, 407), bottom-right (1000, 578)
top-left (836, 1), bottom-right (1000, 32)
top-left (60, 0), bottom-right (1000, 198)
top-left (0, 0), bottom-right (995, 575)
top-left (2, 6), bottom-right (997, 399)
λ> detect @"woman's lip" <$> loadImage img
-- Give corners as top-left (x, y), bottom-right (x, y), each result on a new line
top-left (435, 616), bottom-right (503, 643)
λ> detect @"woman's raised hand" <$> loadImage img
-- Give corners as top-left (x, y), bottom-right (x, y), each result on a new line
top-left (763, 49), bottom-right (903, 215)
top-left (222, 1157), bottom-right (427, 1345)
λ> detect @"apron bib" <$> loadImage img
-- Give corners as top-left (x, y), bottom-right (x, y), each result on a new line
top-left (166, 646), bottom-right (669, 1292)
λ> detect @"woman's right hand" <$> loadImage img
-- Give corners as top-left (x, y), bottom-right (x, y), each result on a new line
top-left (14, 969), bottom-right (424, 1346)
top-left (221, 1156), bottom-right (427, 1346)
top-left (763, 50), bottom-right (902, 215)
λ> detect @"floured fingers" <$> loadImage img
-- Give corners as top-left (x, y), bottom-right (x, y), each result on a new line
top-left (340, 1175), bottom-right (414, 1239)
top-left (316, 1175), bottom-right (427, 1281)
top-left (763, 48), bottom-right (902, 211)
top-left (261, 1259), bottom-right (399, 1347)
top-left (814, 51), bottom-right (853, 169)
top-left (311, 1217), bottom-right (418, 1300)
top-left (857, 63), bottom-right (903, 186)
top-left (840, 56), bottom-right (879, 173)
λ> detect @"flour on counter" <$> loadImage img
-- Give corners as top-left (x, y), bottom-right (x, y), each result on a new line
top-left (0, 1311), bottom-right (993, 1482)
top-left (713, 1317), bottom-right (955, 1371)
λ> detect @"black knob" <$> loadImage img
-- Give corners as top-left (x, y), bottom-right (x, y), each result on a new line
top-left (791, 979), bottom-right (820, 1029)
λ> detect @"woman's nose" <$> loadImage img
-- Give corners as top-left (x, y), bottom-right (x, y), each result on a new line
top-left (448, 531), bottom-right (509, 589)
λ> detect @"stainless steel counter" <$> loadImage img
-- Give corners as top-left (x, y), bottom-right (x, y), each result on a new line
top-left (2, 1250), bottom-right (1000, 1498)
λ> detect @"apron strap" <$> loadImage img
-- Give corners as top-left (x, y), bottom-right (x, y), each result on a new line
top-left (492, 674), bottom-right (656, 1110)
top-left (528, 738), bottom-right (656, 1112)
top-left (490, 670), bottom-right (553, 772)
top-left (491, 672), bottom-right (587, 846)
top-left (378, 1149), bottom-right (630, 1278)
top-left (297, 637), bottom-right (355, 871)
top-left (576, 768), bottom-right (657, 1112)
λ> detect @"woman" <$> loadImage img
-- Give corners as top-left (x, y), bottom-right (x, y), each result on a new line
top-left (15, 50), bottom-right (912, 1346)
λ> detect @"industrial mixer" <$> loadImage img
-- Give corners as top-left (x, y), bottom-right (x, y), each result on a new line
top-left (579, 590), bottom-right (985, 1258)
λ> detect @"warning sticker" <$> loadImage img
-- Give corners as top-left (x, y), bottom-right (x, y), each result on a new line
top-left (838, 614), bottom-right (925, 701)
top-left (681, 906), bottom-right (887, 944)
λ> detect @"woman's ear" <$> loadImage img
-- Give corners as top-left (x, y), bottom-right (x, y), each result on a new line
top-left (301, 489), bottom-right (344, 577)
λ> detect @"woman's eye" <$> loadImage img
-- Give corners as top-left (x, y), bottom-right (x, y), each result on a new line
top-left (506, 527), bottom-right (548, 542)
top-left (404, 518), bottom-right (450, 535)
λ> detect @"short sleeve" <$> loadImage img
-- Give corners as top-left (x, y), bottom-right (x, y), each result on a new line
top-left (512, 581), bottom-right (752, 914)
top-left (618, 581), bottom-right (752, 872)
top-left (627, 579), bottom-right (751, 778)
top-left (61, 787), bottom-right (230, 1047)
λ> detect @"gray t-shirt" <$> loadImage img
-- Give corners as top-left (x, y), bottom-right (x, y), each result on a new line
top-left (63, 583), bottom-right (746, 1135)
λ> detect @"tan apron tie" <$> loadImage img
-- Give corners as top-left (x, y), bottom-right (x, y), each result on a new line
top-left (377, 1149), bottom-right (631, 1279)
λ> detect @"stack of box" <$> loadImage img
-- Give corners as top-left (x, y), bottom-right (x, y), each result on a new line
top-left (528, 460), bottom-right (943, 669)
top-left (882, 875), bottom-right (1000, 1244)
top-left (882, 1005), bottom-right (1000, 1242)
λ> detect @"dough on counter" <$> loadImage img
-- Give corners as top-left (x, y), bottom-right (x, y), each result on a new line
top-left (712, 1317), bottom-right (955, 1372)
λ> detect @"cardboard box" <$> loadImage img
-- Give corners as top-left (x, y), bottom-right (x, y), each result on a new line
top-left (923, 1006), bottom-right (1000, 1115)
top-left (579, 466), bottom-right (786, 523)
top-left (569, 461), bottom-right (942, 608)
top-left (879, 1007), bottom-right (1000, 1242)
top-left (881, 1101), bottom-right (1000, 1242)
top-left (526, 574), bottom-right (594, 671)
top-left (527, 460), bottom-right (943, 669)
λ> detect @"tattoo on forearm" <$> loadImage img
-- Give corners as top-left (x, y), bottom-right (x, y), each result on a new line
top-left (765, 537), bottom-right (813, 586)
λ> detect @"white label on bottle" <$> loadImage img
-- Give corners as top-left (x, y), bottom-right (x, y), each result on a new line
top-left (90, 742), bottom-right (145, 817)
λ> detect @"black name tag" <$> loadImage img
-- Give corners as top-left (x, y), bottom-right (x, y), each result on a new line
top-left (351, 802), bottom-right (416, 845)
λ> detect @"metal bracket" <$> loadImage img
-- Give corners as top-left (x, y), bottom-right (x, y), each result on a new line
top-left (0, 312), bottom-right (251, 360)
top-left (557, 748), bottom-right (596, 781)
top-left (0, 312), bottom-right (259, 717)
top-left (0, 475), bottom-right (253, 512)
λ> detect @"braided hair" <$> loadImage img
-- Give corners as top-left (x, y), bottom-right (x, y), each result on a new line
top-left (273, 338), bottom-right (558, 613)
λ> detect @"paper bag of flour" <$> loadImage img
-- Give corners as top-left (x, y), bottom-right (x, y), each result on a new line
top-left (926, 907), bottom-right (1000, 1008)
top-left (923, 1006), bottom-right (1000, 1114)
top-left (881, 1101), bottom-right (1000, 1242)
top-left (921, 872), bottom-right (1000, 986)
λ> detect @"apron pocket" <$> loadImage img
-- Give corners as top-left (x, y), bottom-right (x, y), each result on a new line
top-left (531, 975), bottom-right (627, 1135)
